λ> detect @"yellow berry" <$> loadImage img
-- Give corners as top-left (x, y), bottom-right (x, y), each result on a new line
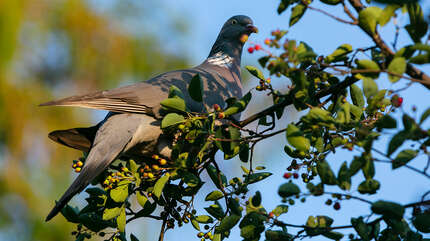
top-left (152, 154), bottom-right (159, 160)
top-left (76, 161), bottom-right (83, 167)
top-left (152, 164), bottom-right (159, 170)
top-left (72, 163), bottom-right (77, 168)
top-left (75, 167), bottom-right (81, 173)
top-left (148, 173), bottom-right (154, 178)
top-left (159, 159), bottom-right (167, 165)
top-left (121, 167), bottom-right (129, 172)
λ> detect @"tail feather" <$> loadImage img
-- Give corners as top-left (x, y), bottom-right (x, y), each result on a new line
top-left (48, 126), bottom-right (99, 152)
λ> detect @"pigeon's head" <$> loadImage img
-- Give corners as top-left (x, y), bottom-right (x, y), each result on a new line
top-left (219, 15), bottom-right (258, 43)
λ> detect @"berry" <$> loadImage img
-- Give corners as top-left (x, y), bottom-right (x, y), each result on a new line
top-left (391, 94), bottom-right (403, 107)
top-left (217, 112), bottom-right (225, 119)
top-left (293, 173), bottom-right (299, 179)
top-left (204, 225), bottom-right (210, 230)
top-left (268, 212), bottom-right (274, 218)
top-left (283, 173), bottom-right (292, 179)
top-left (159, 158), bottom-right (167, 165)
top-left (254, 44), bottom-right (262, 51)
top-left (213, 104), bottom-right (221, 112)
top-left (152, 164), bottom-right (159, 170)
top-left (178, 124), bottom-right (185, 130)
top-left (247, 47), bottom-right (254, 53)
top-left (266, 78), bottom-right (271, 84)
top-left (76, 161), bottom-right (83, 167)
top-left (333, 202), bottom-right (341, 210)
top-left (197, 232), bottom-right (204, 238)
top-left (239, 34), bottom-right (249, 43)
top-left (147, 173), bottom-right (154, 178)
top-left (152, 154), bottom-right (159, 160)
top-left (264, 38), bottom-right (271, 45)
top-left (72, 163), bottom-right (77, 168)
top-left (75, 167), bottom-right (81, 173)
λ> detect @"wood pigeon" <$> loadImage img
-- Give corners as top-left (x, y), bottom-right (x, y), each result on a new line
top-left (41, 15), bottom-right (257, 221)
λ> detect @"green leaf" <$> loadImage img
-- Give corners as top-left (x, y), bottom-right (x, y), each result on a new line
top-left (246, 172), bottom-right (272, 184)
top-left (350, 84), bottom-right (365, 108)
top-left (129, 159), bottom-right (138, 173)
top-left (195, 215), bottom-right (214, 224)
top-left (358, 178), bottom-right (380, 194)
top-left (245, 65), bottom-right (265, 80)
top-left (224, 92), bottom-right (252, 117)
top-left (376, 115), bottom-right (397, 129)
top-left (405, 3), bottom-right (428, 43)
top-left (278, 181), bottom-right (300, 198)
top-left (363, 78), bottom-right (378, 100)
top-left (325, 44), bottom-right (352, 63)
top-left (191, 218), bottom-right (200, 231)
top-left (337, 161), bottom-right (351, 191)
top-left (60, 204), bottom-right (80, 223)
top-left (392, 149), bottom-right (418, 169)
top-left (412, 212), bottom-right (430, 233)
top-left (205, 190), bottom-right (224, 201)
top-left (188, 74), bottom-right (203, 102)
top-left (317, 161), bottom-right (337, 185)
top-left (206, 164), bottom-right (227, 189)
top-left (379, 4), bottom-right (401, 27)
top-left (136, 192), bottom-right (148, 208)
top-left (358, 6), bottom-right (383, 34)
top-left (289, 3), bottom-right (307, 27)
top-left (216, 215), bottom-right (241, 233)
top-left (161, 113), bottom-right (185, 129)
top-left (356, 59), bottom-right (380, 80)
top-left (388, 57), bottom-right (406, 83)
top-left (102, 207), bottom-right (122, 220)
top-left (272, 205), bottom-right (289, 217)
top-left (130, 234), bottom-right (139, 241)
top-left (362, 157), bottom-right (375, 179)
top-left (320, 0), bottom-right (341, 5)
top-left (387, 131), bottom-right (408, 156)
top-left (168, 85), bottom-right (185, 99)
top-left (420, 107), bottom-right (430, 124)
top-left (265, 230), bottom-right (294, 241)
top-left (205, 202), bottom-right (225, 220)
top-left (117, 207), bottom-right (126, 233)
top-left (153, 174), bottom-right (169, 198)
top-left (351, 217), bottom-right (370, 240)
top-left (251, 191), bottom-right (262, 207)
top-left (160, 97), bottom-right (186, 112)
top-left (182, 172), bottom-right (200, 188)
top-left (277, 0), bottom-right (292, 14)
top-left (371, 200), bottom-right (405, 219)
top-left (323, 231), bottom-right (344, 240)
top-left (286, 124), bottom-right (310, 152)
top-left (110, 181), bottom-right (129, 203)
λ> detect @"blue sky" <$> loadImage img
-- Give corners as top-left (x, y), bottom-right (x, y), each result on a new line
top-left (88, 1), bottom-right (430, 240)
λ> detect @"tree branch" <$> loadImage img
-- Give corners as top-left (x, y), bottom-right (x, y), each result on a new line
top-left (347, 0), bottom-right (430, 90)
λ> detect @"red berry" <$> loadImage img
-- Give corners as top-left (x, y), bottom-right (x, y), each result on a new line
top-left (333, 202), bottom-right (341, 210)
top-left (213, 104), bottom-right (221, 111)
top-left (293, 173), bottom-right (299, 179)
top-left (217, 112), bottom-right (225, 119)
top-left (283, 173), bottom-right (292, 179)
top-left (247, 47), bottom-right (254, 53)
top-left (254, 44), bottom-right (262, 51)
top-left (264, 38), bottom-right (271, 45)
top-left (391, 94), bottom-right (403, 107)
top-left (268, 212), bottom-right (274, 218)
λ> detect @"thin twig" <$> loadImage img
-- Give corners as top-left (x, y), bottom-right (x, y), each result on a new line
top-left (308, 5), bottom-right (357, 25)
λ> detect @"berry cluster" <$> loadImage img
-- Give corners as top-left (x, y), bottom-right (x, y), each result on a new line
top-left (138, 155), bottom-right (168, 179)
top-left (247, 44), bottom-right (262, 54)
top-left (256, 77), bottom-right (271, 91)
top-left (103, 166), bottom-right (132, 190)
top-left (196, 231), bottom-right (213, 241)
top-left (72, 158), bottom-right (84, 173)
top-left (213, 104), bottom-right (225, 119)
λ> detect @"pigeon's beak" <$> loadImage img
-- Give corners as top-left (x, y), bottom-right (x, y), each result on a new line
top-left (246, 24), bottom-right (258, 34)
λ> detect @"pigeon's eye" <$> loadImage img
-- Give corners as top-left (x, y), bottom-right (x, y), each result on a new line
top-left (231, 19), bottom-right (238, 25)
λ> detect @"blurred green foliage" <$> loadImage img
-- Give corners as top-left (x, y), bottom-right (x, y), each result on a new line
top-left (0, 0), bottom-right (187, 240)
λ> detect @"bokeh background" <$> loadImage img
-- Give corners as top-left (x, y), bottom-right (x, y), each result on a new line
top-left (0, 0), bottom-right (429, 240)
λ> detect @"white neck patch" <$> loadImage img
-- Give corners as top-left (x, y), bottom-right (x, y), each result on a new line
top-left (207, 52), bottom-right (234, 68)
